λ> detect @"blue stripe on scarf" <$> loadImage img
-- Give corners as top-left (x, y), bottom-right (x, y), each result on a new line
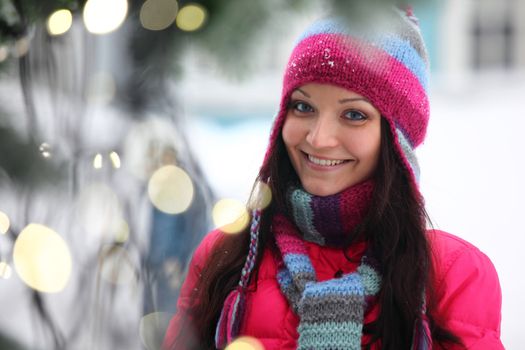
top-left (283, 253), bottom-right (316, 275)
top-left (302, 274), bottom-right (365, 298)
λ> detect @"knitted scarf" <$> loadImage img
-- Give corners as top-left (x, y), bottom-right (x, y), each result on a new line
top-left (275, 181), bottom-right (380, 350)
top-left (274, 180), bottom-right (432, 349)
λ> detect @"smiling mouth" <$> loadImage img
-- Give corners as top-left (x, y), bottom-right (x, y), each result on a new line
top-left (305, 153), bottom-right (351, 167)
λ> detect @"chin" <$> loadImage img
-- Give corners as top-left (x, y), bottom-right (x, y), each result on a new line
top-left (302, 184), bottom-right (342, 197)
top-left (302, 178), bottom-right (366, 197)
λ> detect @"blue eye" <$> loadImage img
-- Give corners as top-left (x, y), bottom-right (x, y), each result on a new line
top-left (292, 101), bottom-right (314, 113)
top-left (343, 110), bottom-right (367, 121)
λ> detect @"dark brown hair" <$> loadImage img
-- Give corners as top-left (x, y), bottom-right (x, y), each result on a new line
top-left (169, 118), bottom-right (460, 349)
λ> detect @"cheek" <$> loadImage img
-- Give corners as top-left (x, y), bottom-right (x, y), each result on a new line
top-left (367, 128), bottom-right (382, 167)
top-left (282, 116), bottom-right (300, 149)
top-left (349, 127), bottom-right (381, 164)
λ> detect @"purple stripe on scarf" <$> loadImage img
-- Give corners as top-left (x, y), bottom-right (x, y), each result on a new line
top-left (311, 193), bottom-right (344, 245)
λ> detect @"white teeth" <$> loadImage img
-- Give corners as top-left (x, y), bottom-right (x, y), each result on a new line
top-left (308, 155), bottom-right (345, 166)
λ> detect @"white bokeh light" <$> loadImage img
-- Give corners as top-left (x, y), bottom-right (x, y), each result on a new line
top-left (47, 9), bottom-right (73, 36)
top-left (83, 0), bottom-right (128, 35)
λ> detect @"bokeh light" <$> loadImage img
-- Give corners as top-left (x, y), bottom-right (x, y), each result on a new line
top-left (46, 9), bottom-right (73, 36)
top-left (212, 199), bottom-right (250, 234)
top-left (99, 245), bottom-right (136, 285)
top-left (0, 46), bottom-right (8, 62)
top-left (39, 142), bottom-right (52, 158)
top-left (83, 0), bottom-right (128, 35)
top-left (140, 0), bottom-right (179, 31)
top-left (13, 224), bottom-right (72, 293)
top-left (225, 336), bottom-right (264, 350)
top-left (0, 211), bottom-right (10, 234)
top-left (250, 181), bottom-right (272, 210)
top-left (0, 262), bottom-right (12, 279)
top-left (93, 153), bottom-right (103, 169)
top-left (175, 3), bottom-right (207, 32)
top-left (139, 312), bottom-right (172, 350)
top-left (109, 151), bottom-right (121, 169)
top-left (148, 165), bottom-right (194, 214)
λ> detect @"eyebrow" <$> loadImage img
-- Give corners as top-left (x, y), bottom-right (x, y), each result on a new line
top-left (338, 97), bottom-right (371, 104)
top-left (295, 88), bottom-right (310, 98)
top-left (294, 88), bottom-right (370, 104)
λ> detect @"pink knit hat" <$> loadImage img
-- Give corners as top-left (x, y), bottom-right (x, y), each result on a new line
top-left (262, 7), bottom-right (429, 187)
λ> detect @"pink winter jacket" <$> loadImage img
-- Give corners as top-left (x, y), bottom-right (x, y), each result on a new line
top-left (163, 229), bottom-right (503, 349)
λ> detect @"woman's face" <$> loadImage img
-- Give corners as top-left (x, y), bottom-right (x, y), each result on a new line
top-left (282, 83), bottom-right (382, 196)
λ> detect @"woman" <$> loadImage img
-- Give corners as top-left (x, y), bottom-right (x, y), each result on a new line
top-left (164, 7), bottom-right (503, 350)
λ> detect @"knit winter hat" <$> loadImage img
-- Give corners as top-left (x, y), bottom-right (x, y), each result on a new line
top-left (262, 6), bottom-right (430, 187)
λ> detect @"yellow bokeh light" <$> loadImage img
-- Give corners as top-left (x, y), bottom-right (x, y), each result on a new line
top-left (0, 211), bottom-right (10, 234)
top-left (83, 0), bottom-right (128, 35)
top-left (140, 0), bottom-right (179, 31)
top-left (250, 181), bottom-right (272, 210)
top-left (99, 245), bottom-right (136, 285)
top-left (175, 3), bottom-right (207, 32)
top-left (13, 224), bottom-right (72, 293)
top-left (225, 336), bottom-right (264, 350)
top-left (139, 312), bottom-right (172, 350)
top-left (212, 199), bottom-right (250, 234)
top-left (47, 9), bottom-right (73, 36)
top-left (0, 262), bottom-right (12, 279)
top-left (109, 151), bottom-right (121, 169)
top-left (148, 165), bottom-right (194, 214)
top-left (93, 153), bottom-right (103, 169)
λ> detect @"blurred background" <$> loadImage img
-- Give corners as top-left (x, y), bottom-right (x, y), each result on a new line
top-left (0, 0), bottom-right (523, 349)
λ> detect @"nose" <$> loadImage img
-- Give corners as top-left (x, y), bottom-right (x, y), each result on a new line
top-left (305, 114), bottom-right (339, 149)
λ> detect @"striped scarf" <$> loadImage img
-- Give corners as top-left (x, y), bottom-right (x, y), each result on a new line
top-left (272, 181), bottom-right (432, 349)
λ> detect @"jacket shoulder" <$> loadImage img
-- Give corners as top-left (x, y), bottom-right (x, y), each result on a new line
top-left (427, 230), bottom-right (503, 349)
top-left (427, 229), bottom-right (486, 282)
